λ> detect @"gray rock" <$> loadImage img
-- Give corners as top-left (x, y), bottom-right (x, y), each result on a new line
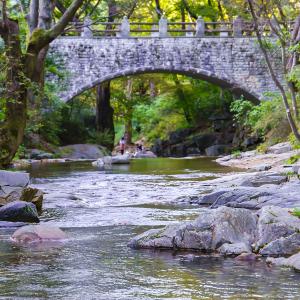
top-left (111, 154), bottom-right (131, 164)
top-left (29, 149), bottom-right (53, 159)
top-left (92, 156), bottom-right (112, 168)
top-left (252, 164), bottom-right (272, 172)
top-left (129, 206), bottom-right (257, 252)
top-left (267, 142), bottom-right (292, 154)
top-left (58, 144), bottom-right (107, 159)
top-left (133, 151), bottom-right (157, 158)
top-left (240, 174), bottom-right (287, 187)
top-left (260, 232), bottom-right (300, 256)
top-left (254, 206), bottom-right (300, 253)
top-left (205, 144), bottom-right (229, 156)
top-left (0, 201), bottom-right (39, 223)
top-left (0, 170), bottom-right (29, 187)
top-left (218, 242), bottom-right (251, 255)
top-left (209, 189), bottom-right (271, 209)
top-left (267, 252), bottom-right (300, 272)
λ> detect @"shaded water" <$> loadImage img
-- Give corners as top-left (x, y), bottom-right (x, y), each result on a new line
top-left (0, 158), bottom-right (300, 299)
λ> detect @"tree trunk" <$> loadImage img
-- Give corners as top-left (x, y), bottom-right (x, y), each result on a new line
top-left (125, 114), bottom-right (133, 145)
top-left (95, 81), bottom-right (115, 150)
top-left (0, 19), bottom-right (27, 168)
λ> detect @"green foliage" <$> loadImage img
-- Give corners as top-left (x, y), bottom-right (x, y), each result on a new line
top-left (286, 154), bottom-right (300, 165)
top-left (87, 130), bottom-right (114, 148)
top-left (230, 97), bottom-right (288, 144)
top-left (290, 208), bottom-right (300, 218)
top-left (231, 150), bottom-right (241, 158)
top-left (230, 98), bottom-right (254, 127)
top-left (289, 133), bottom-right (300, 150)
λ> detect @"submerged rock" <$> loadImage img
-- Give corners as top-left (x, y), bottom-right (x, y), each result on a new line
top-left (11, 224), bottom-right (66, 243)
top-left (0, 201), bottom-right (39, 223)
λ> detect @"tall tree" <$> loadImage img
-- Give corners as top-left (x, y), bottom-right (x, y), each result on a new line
top-left (0, 0), bottom-right (84, 167)
top-left (247, 0), bottom-right (300, 141)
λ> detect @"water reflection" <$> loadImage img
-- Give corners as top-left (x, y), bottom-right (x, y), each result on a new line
top-left (0, 158), bottom-right (299, 299)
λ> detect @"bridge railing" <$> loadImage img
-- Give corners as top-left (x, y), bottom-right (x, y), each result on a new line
top-left (62, 16), bottom-right (293, 38)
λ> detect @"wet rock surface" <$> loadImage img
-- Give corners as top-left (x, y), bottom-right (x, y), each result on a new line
top-left (0, 201), bottom-right (39, 223)
top-left (177, 172), bottom-right (300, 209)
top-left (129, 205), bottom-right (300, 260)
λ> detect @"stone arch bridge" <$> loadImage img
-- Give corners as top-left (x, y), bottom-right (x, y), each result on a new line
top-left (47, 21), bottom-right (282, 103)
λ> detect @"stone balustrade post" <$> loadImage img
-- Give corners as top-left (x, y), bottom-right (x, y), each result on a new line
top-left (195, 16), bottom-right (205, 37)
top-left (159, 16), bottom-right (168, 37)
top-left (119, 16), bottom-right (130, 37)
top-left (185, 24), bottom-right (194, 37)
top-left (233, 16), bottom-right (243, 37)
top-left (81, 17), bottom-right (93, 38)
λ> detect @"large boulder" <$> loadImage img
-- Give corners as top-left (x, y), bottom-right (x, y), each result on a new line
top-left (254, 206), bottom-right (300, 256)
top-left (11, 224), bottom-right (66, 243)
top-left (129, 207), bottom-right (257, 252)
top-left (58, 144), bottom-right (107, 159)
top-left (0, 201), bottom-right (39, 223)
top-left (0, 170), bottom-right (29, 187)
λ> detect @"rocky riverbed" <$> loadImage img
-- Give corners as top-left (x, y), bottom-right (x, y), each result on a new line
top-left (130, 143), bottom-right (300, 273)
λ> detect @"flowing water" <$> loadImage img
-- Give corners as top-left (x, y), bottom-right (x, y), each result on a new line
top-left (0, 157), bottom-right (300, 299)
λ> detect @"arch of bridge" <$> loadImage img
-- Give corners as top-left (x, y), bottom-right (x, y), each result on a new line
top-left (47, 37), bottom-right (282, 102)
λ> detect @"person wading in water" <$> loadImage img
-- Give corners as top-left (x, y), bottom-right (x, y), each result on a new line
top-left (120, 137), bottom-right (126, 155)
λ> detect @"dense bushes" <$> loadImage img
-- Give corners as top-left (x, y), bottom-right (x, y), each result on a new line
top-left (230, 97), bottom-right (290, 146)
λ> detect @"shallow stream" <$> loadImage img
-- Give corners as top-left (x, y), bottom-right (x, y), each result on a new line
top-left (0, 158), bottom-right (300, 299)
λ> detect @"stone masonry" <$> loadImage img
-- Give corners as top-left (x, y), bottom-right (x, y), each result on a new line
top-left (47, 37), bottom-right (283, 102)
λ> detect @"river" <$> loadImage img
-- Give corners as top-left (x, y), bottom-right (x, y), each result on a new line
top-left (0, 157), bottom-right (300, 299)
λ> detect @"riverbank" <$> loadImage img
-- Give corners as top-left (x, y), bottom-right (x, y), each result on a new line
top-left (216, 142), bottom-right (299, 173)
